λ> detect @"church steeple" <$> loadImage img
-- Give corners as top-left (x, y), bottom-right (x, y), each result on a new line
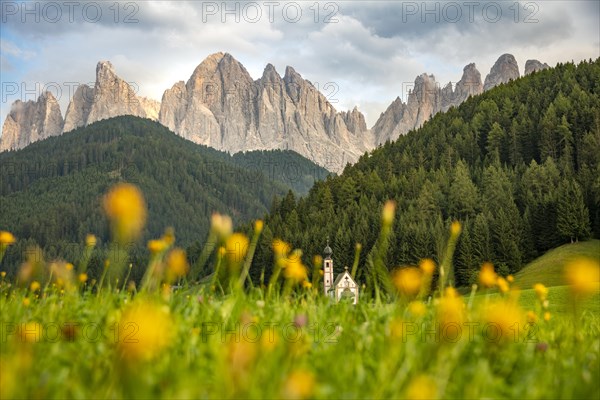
top-left (323, 238), bottom-right (334, 297)
top-left (323, 239), bottom-right (332, 259)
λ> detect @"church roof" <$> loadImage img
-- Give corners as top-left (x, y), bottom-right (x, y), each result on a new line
top-left (333, 269), bottom-right (357, 287)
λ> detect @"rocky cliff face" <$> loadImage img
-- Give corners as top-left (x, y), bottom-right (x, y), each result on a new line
top-left (372, 62), bottom-right (484, 144)
top-left (2, 53), bottom-right (539, 171)
top-left (0, 92), bottom-right (63, 151)
top-left (441, 63), bottom-right (484, 111)
top-left (63, 61), bottom-right (160, 132)
top-left (483, 54), bottom-right (520, 91)
top-left (525, 59), bottom-right (550, 75)
top-left (158, 52), bottom-right (372, 172)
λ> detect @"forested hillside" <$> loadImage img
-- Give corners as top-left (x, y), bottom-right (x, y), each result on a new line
top-left (257, 59), bottom-right (600, 286)
top-left (0, 116), bottom-right (328, 276)
top-left (231, 150), bottom-right (330, 195)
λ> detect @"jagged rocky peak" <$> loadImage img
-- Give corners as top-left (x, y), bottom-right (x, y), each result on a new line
top-left (96, 60), bottom-right (116, 81)
top-left (484, 54), bottom-right (520, 91)
top-left (341, 107), bottom-right (368, 134)
top-left (62, 85), bottom-right (94, 133)
top-left (457, 63), bottom-right (483, 96)
top-left (158, 52), bottom-right (372, 172)
top-left (63, 61), bottom-right (160, 132)
top-left (0, 91), bottom-right (64, 151)
top-left (440, 62), bottom-right (483, 111)
top-left (261, 63), bottom-right (281, 82)
top-left (525, 59), bottom-right (550, 75)
top-left (373, 61), bottom-right (484, 145)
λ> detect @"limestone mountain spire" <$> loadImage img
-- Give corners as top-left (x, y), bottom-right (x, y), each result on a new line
top-left (63, 61), bottom-right (160, 132)
top-left (483, 54), bottom-right (520, 91)
top-left (0, 92), bottom-right (63, 151)
top-left (525, 59), bottom-right (550, 75)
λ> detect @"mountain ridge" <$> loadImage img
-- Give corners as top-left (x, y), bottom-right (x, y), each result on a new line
top-left (1, 53), bottom-right (552, 171)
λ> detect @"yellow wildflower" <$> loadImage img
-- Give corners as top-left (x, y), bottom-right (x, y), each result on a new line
top-left (147, 239), bottom-right (168, 254)
top-left (478, 262), bottom-right (497, 288)
top-left (419, 258), bottom-right (436, 275)
top-left (65, 263), bottom-right (74, 271)
top-left (526, 310), bottom-right (537, 324)
top-left (225, 233), bottom-right (249, 265)
top-left (382, 200), bottom-right (396, 226)
top-left (282, 370), bottom-right (316, 400)
top-left (564, 257), bottom-right (600, 295)
top-left (78, 273), bottom-right (88, 283)
top-left (166, 248), bottom-right (189, 280)
top-left (30, 281), bottom-right (41, 292)
top-left (497, 277), bottom-right (509, 293)
top-left (162, 227), bottom-right (175, 246)
top-left (437, 288), bottom-right (465, 328)
top-left (533, 283), bottom-right (548, 302)
top-left (211, 213), bottom-right (233, 238)
top-left (507, 274), bottom-right (514, 283)
top-left (85, 234), bottom-right (97, 247)
top-left (254, 219), bottom-right (264, 234)
top-left (0, 231), bottom-right (16, 246)
top-left (103, 183), bottom-right (147, 244)
top-left (392, 267), bottom-right (422, 298)
top-left (302, 280), bottom-right (312, 289)
top-left (481, 300), bottom-right (524, 343)
top-left (544, 312), bottom-right (551, 321)
top-left (0, 271), bottom-right (5, 278)
top-left (313, 255), bottom-right (323, 270)
top-left (273, 239), bottom-right (291, 257)
top-left (405, 374), bottom-right (437, 400)
top-left (450, 221), bottom-right (462, 236)
top-left (22, 298), bottom-right (31, 307)
top-left (117, 301), bottom-right (173, 362)
top-left (284, 253), bottom-right (308, 283)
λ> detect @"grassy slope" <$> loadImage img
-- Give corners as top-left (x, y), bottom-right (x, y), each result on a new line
top-left (513, 240), bottom-right (600, 288)
top-left (511, 286), bottom-right (599, 314)
top-left (476, 240), bottom-right (600, 313)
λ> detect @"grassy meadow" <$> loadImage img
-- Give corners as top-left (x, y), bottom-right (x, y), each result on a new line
top-left (1, 184), bottom-right (599, 399)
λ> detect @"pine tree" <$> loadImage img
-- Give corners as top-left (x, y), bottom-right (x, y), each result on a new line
top-left (556, 179), bottom-right (591, 242)
top-left (448, 160), bottom-right (479, 219)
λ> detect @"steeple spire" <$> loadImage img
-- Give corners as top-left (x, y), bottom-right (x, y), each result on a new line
top-left (323, 237), bottom-right (332, 259)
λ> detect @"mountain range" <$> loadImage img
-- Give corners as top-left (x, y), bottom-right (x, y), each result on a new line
top-left (0, 53), bottom-right (550, 172)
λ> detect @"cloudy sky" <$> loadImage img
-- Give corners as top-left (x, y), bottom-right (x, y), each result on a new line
top-left (1, 0), bottom-right (598, 127)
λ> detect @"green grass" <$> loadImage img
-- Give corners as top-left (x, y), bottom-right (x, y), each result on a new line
top-left (487, 285), bottom-right (600, 315)
top-left (1, 284), bottom-right (599, 400)
top-left (514, 240), bottom-right (600, 289)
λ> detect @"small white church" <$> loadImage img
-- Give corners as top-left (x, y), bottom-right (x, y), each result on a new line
top-left (322, 241), bottom-right (359, 304)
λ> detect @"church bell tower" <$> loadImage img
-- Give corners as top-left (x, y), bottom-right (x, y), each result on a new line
top-left (323, 240), bottom-right (334, 297)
